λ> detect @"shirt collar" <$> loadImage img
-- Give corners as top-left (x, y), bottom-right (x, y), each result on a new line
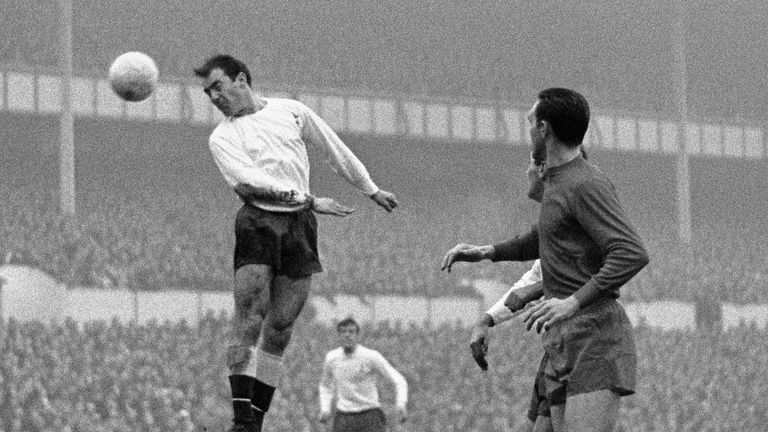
top-left (543, 154), bottom-right (584, 178)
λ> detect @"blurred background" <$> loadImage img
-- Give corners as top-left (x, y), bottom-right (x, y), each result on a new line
top-left (0, 0), bottom-right (767, 431)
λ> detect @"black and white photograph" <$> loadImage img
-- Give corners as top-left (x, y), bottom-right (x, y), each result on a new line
top-left (0, 1), bottom-right (766, 431)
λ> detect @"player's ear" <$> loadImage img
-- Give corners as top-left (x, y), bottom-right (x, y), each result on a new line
top-left (235, 72), bottom-right (248, 87)
top-left (538, 120), bottom-right (551, 138)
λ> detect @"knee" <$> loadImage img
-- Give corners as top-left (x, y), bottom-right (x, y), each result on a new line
top-left (239, 314), bottom-right (264, 343)
top-left (262, 322), bottom-right (294, 351)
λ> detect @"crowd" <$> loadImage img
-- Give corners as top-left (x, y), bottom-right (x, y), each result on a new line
top-left (2, 0), bottom-right (768, 120)
top-left (0, 314), bottom-right (765, 432)
top-left (2, 186), bottom-right (767, 303)
top-left (1, 131), bottom-right (768, 303)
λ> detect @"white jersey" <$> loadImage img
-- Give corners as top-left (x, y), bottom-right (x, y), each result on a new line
top-left (318, 345), bottom-right (408, 414)
top-left (208, 97), bottom-right (379, 212)
top-left (486, 259), bottom-right (542, 325)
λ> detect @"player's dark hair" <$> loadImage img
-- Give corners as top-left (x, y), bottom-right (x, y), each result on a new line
top-left (535, 88), bottom-right (590, 147)
top-left (336, 317), bottom-right (360, 333)
top-left (193, 54), bottom-right (252, 86)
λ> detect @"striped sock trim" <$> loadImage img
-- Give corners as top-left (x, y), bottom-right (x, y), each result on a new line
top-left (231, 398), bottom-right (263, 412)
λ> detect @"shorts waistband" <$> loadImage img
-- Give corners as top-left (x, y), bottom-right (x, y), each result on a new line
top-left (572, 296), bottom-right (622, 317)
top-left (336, 407), bottom-right (383, 416)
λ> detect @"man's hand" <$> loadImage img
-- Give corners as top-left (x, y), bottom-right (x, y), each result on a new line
top-left (318, 411), bottom-right (332, 424)
top-left (440, 243), bottom-right (493, 272)
top-left (370, 190), bottom-right (399, 212)
top-left (504, 282), bottom-right (544, 313)
top-left (311, 197), bottom-right (355, 217)
top-left (469, 315), bottom-right (494, 371)
top-left (396, 406), bottom-right (408, 423)
top-left (521, 296), bottom-right (580, 333)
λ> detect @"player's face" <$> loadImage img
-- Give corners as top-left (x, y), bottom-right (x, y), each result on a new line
top-left (337, 324), bottom-right (360, 351)
top-left (527, 102), bottom-right (546, 163)
top-left (202, 68), bottom-right (248, 116)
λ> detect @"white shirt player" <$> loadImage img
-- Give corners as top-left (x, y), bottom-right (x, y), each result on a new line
top-left (208, 97), bottom-right (379, 212)
top-left (318, 345), bottom-right (408, 415)
top-left (486, 259), bottom-right (542, 325)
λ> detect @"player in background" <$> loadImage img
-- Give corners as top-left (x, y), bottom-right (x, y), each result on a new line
top-left (193, 54), bottom-right (398, 432)
top-left (441, 88), bottom-right (648, 432)
top-left (318, 317), bottom-right (408, 432)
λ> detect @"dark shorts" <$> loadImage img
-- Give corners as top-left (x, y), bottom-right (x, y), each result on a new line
top-left (527, 353), bottom-right (551, 422)
top-left (541, 298), bottom-right (636, 406)
top-left (233, 205), bottom-right (323, 277)
top-left (332, 408), bottom-right (386, 432)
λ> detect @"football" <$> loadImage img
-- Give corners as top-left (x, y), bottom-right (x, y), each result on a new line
top-left (108, 52), bottom-right (159, 102)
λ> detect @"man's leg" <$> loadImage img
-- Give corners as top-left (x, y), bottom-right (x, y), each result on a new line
top-left (549, 405), bottom-right (565, 432)
top-left (248, 273), bottom-right (312, 427)
top-left (532, 416), bottom-right (554, 432)
top-left (260, 273), bottom-right (311, 354)
top-left (228, 264), bottom-right (272, 429)
top-left (520, 420), bottom-right (535, 432)
top-left (564, 390), bottom-right (620, 432)
top-left (528, 354), bottom-right (553, 432)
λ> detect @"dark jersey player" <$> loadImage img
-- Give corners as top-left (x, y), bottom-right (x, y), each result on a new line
top-left (442, 88), bottom-right (648, 432)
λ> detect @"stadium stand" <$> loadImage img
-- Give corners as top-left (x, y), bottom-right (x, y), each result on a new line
top-left (0, 316), bottom-right (766, 432)
top-left (1, 114), bottom-right (767, 302)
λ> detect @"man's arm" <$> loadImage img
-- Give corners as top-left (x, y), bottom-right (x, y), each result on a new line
top-left (470, 260), bottom-right (543, 370)
top-left (441, 226), bottom-right (539, 273)
top-left (469, 282), bottom-right (545, 370)
top-left (504, 281), bottom-right (544, 313)
top-left (234, 183), bottom-right (355, 216)
top-left (233, 183), bottom-right (306, 207)
top-left (571, 177), bottom-right (650, 307)
top-left (486, 260), bottom-right (544, 325)
top-left (296, 103), bottom-right (380, 196)
top-left (490, 225), bottom-right (540, 262)
top-left (317, 355), bottom-right (336, 422)
top-left (296, 103), bottom-right (399, 211)
top-left (372, 352), bottom-right (408, 420)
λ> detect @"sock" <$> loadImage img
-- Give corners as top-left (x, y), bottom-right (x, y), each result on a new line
top-left (229, 375), bottom-right (257, 423)
top-left (251, 379), bottom-right (276, 414)
top-left (247, 348), bottom-right (284, 425)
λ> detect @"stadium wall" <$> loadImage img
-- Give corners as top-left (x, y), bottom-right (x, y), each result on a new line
top-left (3, 94), bottom-right (768, 230)
top-left (0, 68), bottom-right (765, 159)
top-left (2, 266), bottom-right (766, 330)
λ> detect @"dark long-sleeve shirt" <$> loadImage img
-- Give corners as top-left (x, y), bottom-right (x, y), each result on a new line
top-left (491, 156), bottom-right (649, 307)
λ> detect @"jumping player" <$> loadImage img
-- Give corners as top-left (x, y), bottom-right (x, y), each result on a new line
top-left (193, 54), bottom-right (398, 432)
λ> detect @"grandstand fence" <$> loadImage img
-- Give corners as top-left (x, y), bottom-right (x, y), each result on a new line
top-left (0, 66), bottom-right (764, 159)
